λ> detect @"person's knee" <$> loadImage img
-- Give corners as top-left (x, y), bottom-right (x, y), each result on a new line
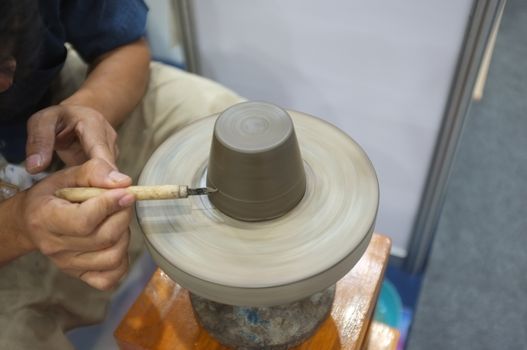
top-left (146, 62), bottom-right (243, 125)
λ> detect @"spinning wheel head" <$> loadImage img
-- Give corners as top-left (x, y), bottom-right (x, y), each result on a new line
top-left (137, 102), bottom-right (378, 306)
top-left (207, 101), bottom-right (306, 221)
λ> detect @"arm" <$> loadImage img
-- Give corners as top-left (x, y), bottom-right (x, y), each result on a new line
top-left (25, 39), bottom-right (150, 172)
top-left (61, 38), bottom-right (150, 128)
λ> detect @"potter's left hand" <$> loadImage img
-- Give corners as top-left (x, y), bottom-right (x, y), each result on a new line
top-left (24, 104), bottom-right (118, 173)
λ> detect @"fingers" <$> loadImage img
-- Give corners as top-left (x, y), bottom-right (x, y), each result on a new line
top-left (52, 228), bottom-right (130, 271)
top-left (81, 256), bottom-right (129, 291)
top-left (79, 189), bottom-right (135, 229)
top-left (25, 107), bottom-right (60, 173)
top-left (60, 249), bottom-right (130, 291)
top-left (74, 158), bottom-right (132, 189)
top-left (60, 208), bottom-right (132, 252)
top-left (23, 158), bottom-right (134, 257)
top-left (75, 112), bottom-right (118, 167)
top-left (54, 229), bottom-right (130, 291)
top-left (25, 104), bottom-right (119, 171)
top-left (48, 188), bottom-right (134, 236)
top-left (47, 158), bottom-right (132, 192)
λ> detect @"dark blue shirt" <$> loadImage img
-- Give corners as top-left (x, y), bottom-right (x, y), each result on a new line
top-left (0, 0), bottom-right (148, 162)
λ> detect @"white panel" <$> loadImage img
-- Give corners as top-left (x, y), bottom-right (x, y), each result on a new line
top-left (192, 0), bottom-right (473, 255)
top-left (144, 0), bottom-right (185, 66)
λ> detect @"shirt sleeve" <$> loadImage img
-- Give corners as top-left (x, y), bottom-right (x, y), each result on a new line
top-left (60, 0), bottom-right (148, 63)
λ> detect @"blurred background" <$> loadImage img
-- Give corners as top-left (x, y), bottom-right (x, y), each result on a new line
top-left (69, 0), bottom-right (527, 349)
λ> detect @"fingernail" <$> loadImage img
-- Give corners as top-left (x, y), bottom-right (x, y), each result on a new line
top-left (109, 171), bottom-right (130, 183)
top-left (119, 194), bottom-right (135, 207)
top-left (26, 154), bottom-right (42, 171)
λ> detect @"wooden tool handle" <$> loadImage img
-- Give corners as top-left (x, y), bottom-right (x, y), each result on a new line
top-left (55, 185), bottom-right (189, 202)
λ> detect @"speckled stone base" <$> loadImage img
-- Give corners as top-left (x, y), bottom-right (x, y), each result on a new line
top-left (190, 285), bottom-right (336, 349)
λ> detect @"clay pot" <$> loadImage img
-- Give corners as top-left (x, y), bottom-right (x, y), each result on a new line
top-left (207, 101), bottom-right (306, 221)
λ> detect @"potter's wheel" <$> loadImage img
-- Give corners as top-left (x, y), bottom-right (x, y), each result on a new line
top-left (137, 110), bottom-right (379, 306)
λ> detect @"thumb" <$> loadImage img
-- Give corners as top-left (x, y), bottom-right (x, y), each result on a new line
top-left (25, 109), bottom-right (59, 173)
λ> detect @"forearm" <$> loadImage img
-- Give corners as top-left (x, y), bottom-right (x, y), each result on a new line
top-left (61, 38), bottom-right (151, 128)
top-left (0, 193), bottom-right (34, 266)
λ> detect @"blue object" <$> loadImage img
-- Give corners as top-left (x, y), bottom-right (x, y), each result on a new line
top-left (374, 279), bottom-right (403, 328)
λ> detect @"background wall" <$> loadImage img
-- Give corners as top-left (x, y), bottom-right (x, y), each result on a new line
top-left (190, 0), bottom-right (474, 256)
top-left (144, 0), bottom-right (185, 67)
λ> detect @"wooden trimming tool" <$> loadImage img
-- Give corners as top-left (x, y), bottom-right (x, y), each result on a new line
top-left (55, 185), bottom-right (216, 202)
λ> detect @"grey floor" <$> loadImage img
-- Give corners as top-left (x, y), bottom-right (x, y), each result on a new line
top-left (407, 1), bottom-right (527, 349)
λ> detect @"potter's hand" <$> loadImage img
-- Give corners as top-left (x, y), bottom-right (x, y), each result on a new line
top-left (15, 159), bottom-right (134, 290)
top-left (25, 105), bottom-right (118, 173)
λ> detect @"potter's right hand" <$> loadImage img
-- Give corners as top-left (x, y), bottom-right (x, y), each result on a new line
top-left (14, 159), bottom-right (135, 291)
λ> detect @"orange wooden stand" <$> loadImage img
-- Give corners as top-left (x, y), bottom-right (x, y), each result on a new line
top-left (115, 233), bottom-right (399, 350)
